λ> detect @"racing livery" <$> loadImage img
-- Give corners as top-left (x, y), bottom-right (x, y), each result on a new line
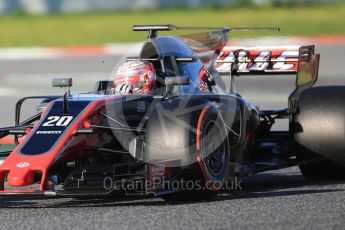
top-left (0, 24), bottom-right (344, 201)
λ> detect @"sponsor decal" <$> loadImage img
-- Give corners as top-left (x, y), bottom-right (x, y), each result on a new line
top-left (16, 162), bottom-right (30, 168)
top-left (216, 48), bottom-right (299, 73)
top-left (150, 165), bottom-right (165, 178)
top-left (36, 131), bottom-right (62, 135)
top-left (148, 164), bottom-right (172, 180)
top-left (198, 66), bottom-right (212, 92)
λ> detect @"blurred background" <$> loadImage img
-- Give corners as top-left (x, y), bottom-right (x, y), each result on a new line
top-left (0, 0), bottom-right (343, 14)
top-left (0, 0), bottom-right (344, 127)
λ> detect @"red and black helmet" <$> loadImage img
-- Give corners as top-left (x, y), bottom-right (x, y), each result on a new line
top-left (113, 61), bottom-right (156, 94)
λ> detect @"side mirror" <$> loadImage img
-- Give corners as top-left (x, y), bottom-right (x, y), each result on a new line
top-left (52, 77), bottom-right (73, 115)
top-left (165, 76), bottom-right (190, 86)
top-left (52, 78), bottom-right (73, 88)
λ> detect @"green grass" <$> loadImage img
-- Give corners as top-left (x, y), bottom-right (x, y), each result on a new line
top-left (0, 4), bottom-right (344, 47)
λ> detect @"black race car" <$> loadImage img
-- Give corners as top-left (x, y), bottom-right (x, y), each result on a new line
top-left (0, 24), bottom-right (344, 201)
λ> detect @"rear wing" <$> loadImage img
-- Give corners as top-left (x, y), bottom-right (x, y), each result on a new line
top-left (215, 45), bottom-right (320, 112)
top-left (216, 45), bottom-right (319, 76)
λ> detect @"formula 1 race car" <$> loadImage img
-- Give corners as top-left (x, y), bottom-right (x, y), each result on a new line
top-left (0, 24), bottom-right (344, 201)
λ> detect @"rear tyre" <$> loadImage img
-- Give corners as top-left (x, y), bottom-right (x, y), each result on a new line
top-left (297, 146), bottom-right (345, 180)
top-left (294, 86), bottom-right (345, 180)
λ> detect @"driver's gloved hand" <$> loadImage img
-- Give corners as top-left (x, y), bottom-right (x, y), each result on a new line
top-left (119, 84), bottom-right (134, 94)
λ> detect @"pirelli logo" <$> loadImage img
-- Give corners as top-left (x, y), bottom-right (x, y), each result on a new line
top-left (36, 131), bottom-right (62, 135)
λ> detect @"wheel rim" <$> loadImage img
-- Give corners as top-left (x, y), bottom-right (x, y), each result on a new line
top-left (202, 120), bottom-right (227, 177)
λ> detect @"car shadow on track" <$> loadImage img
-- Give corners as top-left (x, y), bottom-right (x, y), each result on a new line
top-left (213, 170), bottom-right (345, 202)
top-left (0, 195), bottom-right (166, 209)
top-left (0, 168), bottom-right (345, 208)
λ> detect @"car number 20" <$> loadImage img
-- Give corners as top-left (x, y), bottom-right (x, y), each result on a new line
top-left (42, 116), bottom-right (74, 127)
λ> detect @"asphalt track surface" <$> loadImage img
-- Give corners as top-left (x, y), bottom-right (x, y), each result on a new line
top-left (1, 167), bottom-right (345, 230)
top-left (0, 43), bottom-right (345, 229)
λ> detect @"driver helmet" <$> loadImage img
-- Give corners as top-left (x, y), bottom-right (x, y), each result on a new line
top-left (113, 60), bottom-right (156, 94)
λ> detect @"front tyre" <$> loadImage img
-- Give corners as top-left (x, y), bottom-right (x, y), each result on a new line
top-left (161, 106), bottom-right (230, 202)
